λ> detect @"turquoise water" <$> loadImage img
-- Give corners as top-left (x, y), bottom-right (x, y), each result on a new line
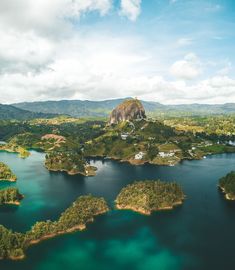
top-left (0, 150), bottom-right (235, 270)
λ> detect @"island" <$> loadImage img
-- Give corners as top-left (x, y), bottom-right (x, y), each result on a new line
top-left (115, 180), bottom-right (185, 215)
top-left (0, 187), bottom-right (23, 205)
top-left (219, 171), bottom-right (235, 200)
top-left (0, 195), bottom-right (109, 260)
top-left (0, 162), bottom-right (17, 181)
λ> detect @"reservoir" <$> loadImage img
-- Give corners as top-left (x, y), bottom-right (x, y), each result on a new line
top-left (0, 150), bottom-right (235, 270)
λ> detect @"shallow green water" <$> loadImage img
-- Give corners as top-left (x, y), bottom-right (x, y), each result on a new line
top-left (0, 150), bottom-right (235, 270)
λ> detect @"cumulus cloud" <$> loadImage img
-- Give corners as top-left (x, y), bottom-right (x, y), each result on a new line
top-left (0, 0), bottom-right (234, 105)
top-left (120, 0), bottom-right (142, 21)
top-left (0, 30), bottom-right (54, 74)
top-left (170, 53), bottom-right (202, 80)
top-left (0, 0), bottom-right (112, 35)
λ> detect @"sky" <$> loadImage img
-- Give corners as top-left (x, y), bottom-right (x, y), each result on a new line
top-left (0, 0), bottom-right (235, 104)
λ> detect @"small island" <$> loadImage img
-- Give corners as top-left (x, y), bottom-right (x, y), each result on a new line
top-left (115, 180), bottom-right (185, 215)
top-left (0, 195), bottom-right (109, 260)
top-left (219, 171), bottom-right (235, 200)
top-left (0, 162), bottom-right (17, 181)
top-left (0, 187), bottom-right (23, 205)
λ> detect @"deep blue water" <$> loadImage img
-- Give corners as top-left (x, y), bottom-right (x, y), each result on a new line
top-left (0, 150), bottom-right (235, 270)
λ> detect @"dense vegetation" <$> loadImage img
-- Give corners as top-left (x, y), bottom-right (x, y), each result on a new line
top-left (0, 195), bottom-right (109, 260)
top-left (84, 119), bottom-right (202, 166)
top-left (163, 115), bottom-right (235, 139)
top-left (45, 151), bottom-right (96, 176)
top-left (1, 104), bottom-right (235, 172)
top-left (0, 142), bottom-right (30, 158)
top-left (0, 226), bottom-right (25, 259)
top-left (0, 118), bottom-right (105, 146)
top-left (0, 162), bottom-right (17, 181)
top-left (0, 104), bottom-right (58, 120)
top-left (219, 171), bottom-right (235, 200)
top-left (0, 188), bottom-right (23, 205)
top-left (13, 98), bottom-right (235, 118)
top-left (115, 180), bottom-right (185, 215)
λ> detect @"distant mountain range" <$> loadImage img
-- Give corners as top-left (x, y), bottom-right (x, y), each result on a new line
top-left (0, 104), bottom-right (58, 120)
top-left (12, 99), bottom-right (235, 118)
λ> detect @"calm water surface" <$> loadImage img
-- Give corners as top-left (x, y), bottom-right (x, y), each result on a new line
top-left (0, 150), bottom-right (235, 270)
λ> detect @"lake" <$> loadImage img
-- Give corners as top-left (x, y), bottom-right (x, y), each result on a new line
top-left (0, 150), bottom-right (235, 270)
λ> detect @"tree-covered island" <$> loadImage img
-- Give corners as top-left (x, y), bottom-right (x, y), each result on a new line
top-left (115, 180), bottom-right (185, 215)
top-left (219, 171), bottom-right (235, 200)
top-left (0, 187), bottom-right (23, 205)
top-left (0, 195), bottom-right (109, 260)
top-left (0, 162), bottom-right (17, 181)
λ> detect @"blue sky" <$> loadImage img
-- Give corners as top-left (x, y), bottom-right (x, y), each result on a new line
top-left (0, 0), bottom-right (235, 104)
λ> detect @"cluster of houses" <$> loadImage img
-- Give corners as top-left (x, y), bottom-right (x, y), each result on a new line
top-left (158, 151), bottom-right (175, 158)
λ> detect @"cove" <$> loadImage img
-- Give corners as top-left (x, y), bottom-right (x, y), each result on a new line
top-left (0, 150), bottom-right (235, 270)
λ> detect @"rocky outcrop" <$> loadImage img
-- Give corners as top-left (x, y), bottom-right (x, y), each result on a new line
top-left (109, 99), bottom-right (146, 125)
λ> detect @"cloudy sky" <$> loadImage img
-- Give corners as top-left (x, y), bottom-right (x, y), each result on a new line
top-left (0, 0), bottom-right (235, 104)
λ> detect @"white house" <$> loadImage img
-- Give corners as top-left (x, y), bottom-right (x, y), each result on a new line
top-left (121, 133), bottom-right (129, 140)
top-left (159, 152), bottom-right (175, 158)
top-left (135, 152), bottom-right (144, 160)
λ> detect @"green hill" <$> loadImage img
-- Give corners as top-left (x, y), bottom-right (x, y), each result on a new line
top-left (13, 99), bottom-right (235, 118)
top-left (0, 104), bottom-right (59, 120)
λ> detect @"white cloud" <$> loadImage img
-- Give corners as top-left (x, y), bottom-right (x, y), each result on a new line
top-left (140, 75), bottom-right (235, 105)
top-left (0, 0), bottom-right (112, 36)
top-left (0, 0), bottom-right (234, 105)
top-left (0, 29), bottom-right (54, 74)
top-left (120, 0), bottom-right (142, 21)
top-left (170, 53), bottom-right (202, 80)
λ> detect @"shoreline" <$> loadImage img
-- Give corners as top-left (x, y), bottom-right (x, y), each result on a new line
top-left (0, 178), bottom-right (16, 182)
top-left (87, 153), bottom-right (206, 168)
top-left (0, 148), bottom-right (30, 159)
top-left (115, 200), bottom-right (183, 215)
top-left (0, 194), bottom-right (24, 206)
top-left (45, 165), bottom-right (97, 177)
top-left (2, 208), bottom-right (108, 261)
top-left (219, 186), bottom-right (235, 201)
top-left (1, 201), bottom-right (20, 206)
top-left (28, 224), bottom-right (87, 245)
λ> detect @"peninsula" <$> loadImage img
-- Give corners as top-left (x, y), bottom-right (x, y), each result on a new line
top-left (0, 195), bottom-right (109, 260)
top-left (219, 171), bottom-right (235, 200)
top-left (115, 180), bottom-right (185, 215)
top-left (45, 151), bottom-right (97, 176)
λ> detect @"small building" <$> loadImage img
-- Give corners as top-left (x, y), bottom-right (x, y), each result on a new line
top-left (121, 133), bottom-right (129, 140)
top-left (159, 152), bottom-right (175, 158)
top-left (135, 152), bottom-right (144, 160)
top-left (228, 140), bottom-right (235, 146)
